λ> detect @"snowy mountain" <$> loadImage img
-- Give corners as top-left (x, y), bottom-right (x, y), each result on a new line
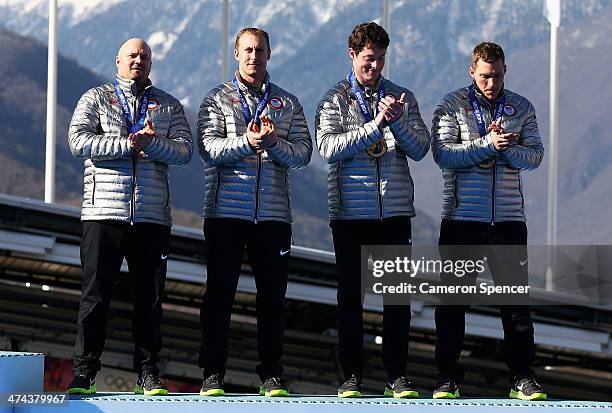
top-left (1, 0), bottom-right (611, 244)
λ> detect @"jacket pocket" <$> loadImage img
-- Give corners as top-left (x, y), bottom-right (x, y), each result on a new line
top-left (285, 174), bottom-right (291, 211)
top-left (336, 161), bottom-right (343, 207)
top-left (453, 174), bottom-right (458, 210)
top-left (91, 171), bottom-right (96, 206)
top-left (518, 174), bottom-right (525, 212)
top-left (165, 176), bottom-right (170, 210)
top-left (214, 170), bottom-right (221, 208)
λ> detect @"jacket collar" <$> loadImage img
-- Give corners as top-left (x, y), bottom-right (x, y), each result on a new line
top-left (234, 71), bottom-right (270, 97)
top-left (472, 81), bottom-right (505, 106)
top-left (115, 74), bottom-right (152, 99)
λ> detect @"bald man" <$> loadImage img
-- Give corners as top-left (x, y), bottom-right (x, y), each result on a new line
top-left (67, 38), bottom-right (193, 396)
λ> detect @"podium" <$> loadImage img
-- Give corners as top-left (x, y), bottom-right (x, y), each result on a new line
top-left (1, 352), bottom-right (611, 412)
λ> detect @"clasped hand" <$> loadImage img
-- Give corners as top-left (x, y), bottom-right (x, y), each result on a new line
top-left (375, 92), bottom-right (406, 129)
top-left (247, 115), bottom-right (278, 152)
top-left (129, 119), bottom-right (155, 156)
top-left (488, 118), bottom-right (519, 151)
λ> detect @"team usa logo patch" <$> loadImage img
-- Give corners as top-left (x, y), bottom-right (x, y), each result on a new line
top-left (268, 97), bottom-right (284, 109)
top-left (503, 104), bottom-right (516, 116)
top-left (147, 99), bottom-right (160, 111)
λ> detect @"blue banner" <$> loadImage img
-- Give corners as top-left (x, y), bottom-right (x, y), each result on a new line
top-left (468, 84), bottom-right (505, 137)
top-left (347, 71), bottom-right (385, 123)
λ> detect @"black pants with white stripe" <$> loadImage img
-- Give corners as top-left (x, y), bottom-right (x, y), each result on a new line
top-left (199, 218), bottom-right (291, 381)
top-left (73, 221), bottom-right (170, 377)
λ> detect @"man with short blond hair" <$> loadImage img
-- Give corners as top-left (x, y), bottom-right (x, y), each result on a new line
top-left (67, 38), bottom-right (193, 396)
top-left (197, 27), bottom-right (312, 397)
top-left (430, 41), bottom-right (545, 400)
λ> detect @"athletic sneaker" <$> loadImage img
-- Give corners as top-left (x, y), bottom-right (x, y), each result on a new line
top-left (384, 376), bottom-right (419, 398)
top-left (337, 374), bottom-right (363, 398)
top-left (509, 376), bottom-right (547, 401)
top-left (259, 377), bottom-right (289, 397)
top-left (134, 371), bottom-right (168, 396)
top-left (200, 373), bottom-right (225, 396)
top-left (67, 374), bottom-right (96, 395)
top-left (432, 378), bottom-right (460, 399)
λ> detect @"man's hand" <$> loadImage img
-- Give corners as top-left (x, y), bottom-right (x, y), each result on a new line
top-left (258, 115), bottom-right (278, 149)
top-left (487, 118), bottom-right (504, 134)
top-left (378, 92), bottom-right (406, 124)
top-left (488, 118), bottom-right (519, 150)
top-left (246, 120), bottom-right (263, 152)
top-left (491, 130), bottom-right (519, 151)
top-left (374, 111), bottom-right (387, 130)
top-left (130, 119), bottom-right (155, 155)
top-left (247, 116), bottom-right (279, 153)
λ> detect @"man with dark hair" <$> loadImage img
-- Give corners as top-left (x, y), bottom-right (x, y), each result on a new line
top-left (197, 27), bottom-right (312, 397)
top-left (471, 41), bottom-right (505, 68)
top-left (67, 38), bottom-right (193, 396)
top-left (316, 22), bottom-right (429, 398)
top-left (430, 41), bottom-right (546, 400)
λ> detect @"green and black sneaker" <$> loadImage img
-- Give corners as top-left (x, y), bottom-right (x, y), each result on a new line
top-left (432, 378), bottom-right (460, 399)
top-left (200, 373), bottom-right (225, 396)
top-left (337, 374), bottom-right (363, 398)
top-left (509, 376), bottom-right (547, 401)
top-left (67, 374), bottom-right (96, 395)
top-left (384, 376), bottom-right (419, 399)
top-left (134, 371), bottom-right (169, 396)
top-left (259, 377), bottom-right (289, 397)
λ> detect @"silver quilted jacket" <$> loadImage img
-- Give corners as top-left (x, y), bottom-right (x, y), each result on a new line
top-left (69, 75), bottom-right (193, 226)
top-left (315, 76), bottom-right (430, 220)
top-left (197, 73), bottom-right (312, 223)
top-left (431, 85), bottom-right (544, 223)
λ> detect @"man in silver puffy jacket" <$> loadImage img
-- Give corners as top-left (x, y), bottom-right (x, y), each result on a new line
top-left (316, 22), bottom-right (430, 398)
top-left (197, 27), bottom-right (312, 397)
top-left (67, 38), bottom-right (193, 396)
top-left (430, 42), bottom-right (545, 400)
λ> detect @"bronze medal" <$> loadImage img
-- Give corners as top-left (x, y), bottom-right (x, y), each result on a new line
top-left (367, 139), bottom-right (388, 158)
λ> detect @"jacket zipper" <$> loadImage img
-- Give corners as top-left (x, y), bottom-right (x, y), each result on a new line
top-left (254, 153), bottom-right (262, 223)
top-left (129, 95), bottom-right (138, 225)
top-left (130, 154), bottom-right (136, 225)
top-left (487, 100), bottom-right (496, 225)
top-left (370, 92), bottom-right (384, 221)
top-left (376, 157), bottom-right (383, 220)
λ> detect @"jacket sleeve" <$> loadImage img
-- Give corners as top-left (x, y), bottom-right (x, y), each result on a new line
top-left (431, 97), bottom-right (498, 169)
top-left (500, 102), bottom-right (544, 170)
top-left (144, 100), bottom-right (193, 167)
top-left (197, 89), bottom-right (254, 165)
top-left (266, 99), bottom-right (313, 169)
top-left (389, 91), bottom-right (430, 161)
top-left (68, 88), bottom-right (133, 160)
top-left (315, 90), bottom-right (382, 164)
